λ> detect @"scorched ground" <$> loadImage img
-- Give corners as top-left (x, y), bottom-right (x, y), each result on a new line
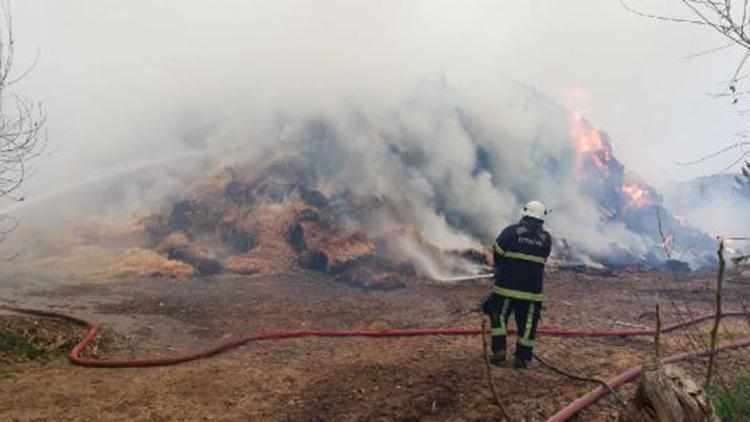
top-left (1, 268), bottom-right (749, 421)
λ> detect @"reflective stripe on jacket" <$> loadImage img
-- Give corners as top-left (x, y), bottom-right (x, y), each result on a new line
top-left (492, 217), bottom-right (552, 301)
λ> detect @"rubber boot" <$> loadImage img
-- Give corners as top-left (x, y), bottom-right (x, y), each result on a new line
top-left (512, 358), bottom-right (528, 369)
top-left (490, 349), bottom-right (507, 367)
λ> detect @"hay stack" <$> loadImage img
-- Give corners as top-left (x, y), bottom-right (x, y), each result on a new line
top-left (114, 248), bottom-right (195, 279)
top-left (222, 202), bottom-right (301, 275)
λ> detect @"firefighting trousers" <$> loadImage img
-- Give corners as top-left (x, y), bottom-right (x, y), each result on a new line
top-left (488, 295), bottom-right (541, 361)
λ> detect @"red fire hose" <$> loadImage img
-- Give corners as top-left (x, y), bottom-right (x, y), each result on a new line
top-left (547, 337), bottom-right (750, 421)
top-left (1, 304), bottom-right (748, 420)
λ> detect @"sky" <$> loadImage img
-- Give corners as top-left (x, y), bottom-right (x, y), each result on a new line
top-left (7, 0), bottom-right (749, 200)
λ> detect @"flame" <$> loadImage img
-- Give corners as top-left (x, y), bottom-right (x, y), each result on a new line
top-left (622, 183), bottom-right (648, 207)
top-left (569, 113), bottom-right (612, 178)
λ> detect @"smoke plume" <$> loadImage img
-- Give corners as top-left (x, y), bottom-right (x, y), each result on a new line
top-left (3, 1), bottom-right (743, 273)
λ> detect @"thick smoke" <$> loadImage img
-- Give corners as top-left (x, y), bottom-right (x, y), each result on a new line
top-left (158, 77), bottom-right (712, 269)
top-left (2, 73), bottom-right (718, 270)
top-left (664, 175), bottom-right (750, 239)
top-left (2, 1), bottom-right (742, 272)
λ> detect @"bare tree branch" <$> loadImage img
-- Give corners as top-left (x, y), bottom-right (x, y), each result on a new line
top-left (704, 237), bottom-right (725, 391)
top-left (622, 0), bottom-right (750, 173)
top-left (620, 0), bottom-right (708, 24)
top-left (0, 0), bottom-right (46, 239)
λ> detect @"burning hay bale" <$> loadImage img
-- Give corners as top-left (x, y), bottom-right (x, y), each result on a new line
top-left (298, 250), bottom-right (329, 272)
top-left (298, 186), bottom-right (328, 207)
top-left (222, 254), bottom-right (261, 275)
top-left (220, 202), bottom-right (301, 275)
top-left (224, 180), bottom-right (255, 205)
top-left (114, 248), bottom-right (195, 279)
top-left (218, 209), bottom-right (260, 253)
top-left (57, 156), bottom-right (493, 284)
top-left (144, 198), bottom-right (228, 240)
top-left (285, 204), bottom-right (377, 267)
top-left (306, 232), bottom-right (376, 270)
top-left (141, 171), bottom-right (267, 276)
top-left (12, 88), bottom-right (732, 287)
top-left (287, 223), bottom-right (307, 253)
top-left (328, 232), bottom-right (377, 267)
top-left (143, 168), bottom-right (238, 241)
top-left (167, 247), bottom-right (222, 276)
top-left (328, 252), bottom-right (414, 290)
top-left (152, 231), bottom-right (222, 276)
top-left (153, 231), bottom-right (191, 253)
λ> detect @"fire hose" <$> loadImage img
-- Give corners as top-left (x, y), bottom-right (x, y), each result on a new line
top-left (1, 304), bottom-right (748, 421)
top-left (546, 336), bottom-right (750, 421)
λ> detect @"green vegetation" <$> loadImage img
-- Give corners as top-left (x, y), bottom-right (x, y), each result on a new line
top-left (0, 330), bottom-right (43, 359)
top-left (712, 375), bottom-right (750, 421)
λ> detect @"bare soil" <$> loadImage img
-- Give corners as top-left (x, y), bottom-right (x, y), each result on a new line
top-left (1, 269), bottom-right (749, 421)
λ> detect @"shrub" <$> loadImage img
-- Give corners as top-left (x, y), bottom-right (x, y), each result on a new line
top-left (712, 375), bottom-right (750, 421)
top-left (0, 331), bottom-right (43, 359)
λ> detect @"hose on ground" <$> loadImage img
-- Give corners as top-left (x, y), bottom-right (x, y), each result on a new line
top-left (532, 351), bottom-right (627, 408)
top-left (1, 304), bottom-right (748, 421)
top-left (1, 304), bottom-right (745, 368)
top-left (546, 337), bottom-right (750, 422)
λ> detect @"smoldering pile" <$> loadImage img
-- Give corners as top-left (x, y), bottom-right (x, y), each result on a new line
top-left (567, 115), bottom-right (716, 270)
top-left (132, 154), bottom-right (490, 288)
top-left (4, 81), bottom-right (724, 279)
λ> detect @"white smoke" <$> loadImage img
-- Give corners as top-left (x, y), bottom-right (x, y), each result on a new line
top-left (1, 71), bottom-right (694, 268)
top-left (1, 1), bottom-right (742, 270)
top-left (191, 77), bottom-right (666, 265)
top-left (664, 175), bottom-right (750, 238)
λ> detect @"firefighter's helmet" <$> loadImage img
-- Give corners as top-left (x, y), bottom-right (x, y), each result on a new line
top-left (521, 200), bottom-right (549, 221)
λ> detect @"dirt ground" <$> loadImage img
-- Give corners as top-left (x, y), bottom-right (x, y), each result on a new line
top-left (1, 268), bottom-right (749, 421)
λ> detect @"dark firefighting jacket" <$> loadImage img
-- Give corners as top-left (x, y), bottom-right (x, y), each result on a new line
top-left (492, 216), bottom-right (552, 302)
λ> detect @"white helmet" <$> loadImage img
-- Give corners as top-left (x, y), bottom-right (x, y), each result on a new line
top-left (521, 200), bottom-right (549, 221)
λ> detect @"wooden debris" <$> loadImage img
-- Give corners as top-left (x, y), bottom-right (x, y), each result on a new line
top-left (618, 360), bottom-right (717, 422)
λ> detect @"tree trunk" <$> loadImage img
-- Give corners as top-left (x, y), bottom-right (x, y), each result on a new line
top-left (618, 359), bottom-right (717, 422)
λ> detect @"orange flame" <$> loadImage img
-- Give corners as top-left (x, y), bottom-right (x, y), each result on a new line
top-left (622, 183), bottom-right (648, 207)
top-left (569, 114), bottom-right (611, 178)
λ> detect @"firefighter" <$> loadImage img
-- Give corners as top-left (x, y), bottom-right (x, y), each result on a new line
top-left (482, 200), bottom-right (552, 368)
